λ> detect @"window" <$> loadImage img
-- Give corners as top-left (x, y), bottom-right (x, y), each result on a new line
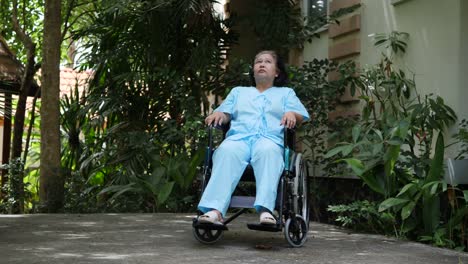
top-left (307, 0), bottom-right (328, 17)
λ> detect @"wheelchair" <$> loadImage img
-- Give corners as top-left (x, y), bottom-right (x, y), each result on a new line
top-left (192, 124), bottom-right (310, 247)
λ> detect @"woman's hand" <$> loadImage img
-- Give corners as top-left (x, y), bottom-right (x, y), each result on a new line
top-left (205, 112), bottom-right (229, 126)
top-left (281, 111), bottom-right (302, 129)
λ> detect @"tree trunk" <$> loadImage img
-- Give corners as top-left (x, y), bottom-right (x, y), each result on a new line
top-left (0, 95), bottom-right (12, 201)
top-left (40, 0), bottom-right (63, 213)
top-left (11, 0), bottom-right (37, 213)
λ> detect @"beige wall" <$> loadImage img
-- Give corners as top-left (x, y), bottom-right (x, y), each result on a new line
top-left (361, 0), bottom-right (465, 119)
top-left (303, 30), bottom-right (330, 61)
top-left (303, 0), bottom-right (467, 157)
top-left (460, 1), bottom-right (468, 123)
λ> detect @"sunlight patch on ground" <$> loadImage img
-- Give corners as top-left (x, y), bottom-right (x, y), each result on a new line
top-left (63, 221), bottom-right (98, 227)
top-left (55, 253), bottom-right (84, 258)
top-left (356, 252), bottom-right (370, 256)
top-left (33, 231), bottom-right (54, 235)
top-left (90, 253), bottom-right (130, 260)
top-left (53, 252), bottom-right (161, 260)
top-left (149, 234), bottom-right (174, 238)
top-left (0, 215), bottom-right (28, 218)
top-left (184, 215), bottom-right (197, 218)
top-left (169, 220), bottom-right (193, 224)
top-left (36, 247), bottom-right (55, 251)
top-left (61, 233), bottom-right (91, 239)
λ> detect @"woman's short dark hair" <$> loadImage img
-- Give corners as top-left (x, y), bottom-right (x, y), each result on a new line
top-left (249, 50), bottom-right (288, 87)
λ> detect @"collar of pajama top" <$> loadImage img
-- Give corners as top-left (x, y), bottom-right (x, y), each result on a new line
top-left (214, 86), bottom-right (310, 147)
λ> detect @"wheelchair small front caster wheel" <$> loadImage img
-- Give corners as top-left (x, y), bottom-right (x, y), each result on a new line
top-left (284, 215), bottom-right (308, 247)
top-left (192, 227), bottom-right (224, 245)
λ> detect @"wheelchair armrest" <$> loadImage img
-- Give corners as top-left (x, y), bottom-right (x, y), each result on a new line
top-left (207, 122), bottom-right (230, 149)
top-left (284, 127), bottom-right (296, 150)
top-left (212, 123), bottom-right (230, 135)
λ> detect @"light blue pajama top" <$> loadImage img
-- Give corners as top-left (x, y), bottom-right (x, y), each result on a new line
top-left (214, 86), bottom-right (310, 147)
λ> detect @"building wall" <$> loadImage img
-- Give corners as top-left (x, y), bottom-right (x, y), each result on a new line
top-left (361, 0), bottom-right (465, 120)
top-left (303, 30), bottom-right (329, 61)
top-left (460, 1), bottom-right (468, 123)
top-left (303, 0), bottom-right (467, 157)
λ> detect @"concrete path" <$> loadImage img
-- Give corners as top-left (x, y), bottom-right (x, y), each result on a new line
top-left (0, 213), bottom-right (467, 264)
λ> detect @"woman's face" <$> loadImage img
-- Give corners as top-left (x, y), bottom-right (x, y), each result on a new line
top-left (253, 53), bottom-right (278, 85)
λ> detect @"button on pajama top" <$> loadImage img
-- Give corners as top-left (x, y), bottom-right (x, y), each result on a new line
top-left (198, 86), bottom-right (309, 216)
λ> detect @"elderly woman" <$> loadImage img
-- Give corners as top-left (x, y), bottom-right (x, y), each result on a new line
top-left (197, 50), bottom-right (309, 225)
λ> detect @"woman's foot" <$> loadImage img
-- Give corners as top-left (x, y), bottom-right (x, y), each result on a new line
top-left (198, 210), bottom-right (223, 225)
top-left (259, 211), bottom-right (276, 225)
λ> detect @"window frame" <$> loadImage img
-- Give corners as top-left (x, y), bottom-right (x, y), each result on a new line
top-left (303, 0), bottom-right (329, 33)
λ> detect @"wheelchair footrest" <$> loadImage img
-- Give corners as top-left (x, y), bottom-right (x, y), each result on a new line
top-left (247, 223), bottom-right (282, 232)
top-left (192, 219), bottom-right (229, 231)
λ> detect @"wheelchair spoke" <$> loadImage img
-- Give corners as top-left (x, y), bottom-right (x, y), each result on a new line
top-left (284, 215), bottom-right (307, 247)
top-left (193, 227), bottom-right (224, 245)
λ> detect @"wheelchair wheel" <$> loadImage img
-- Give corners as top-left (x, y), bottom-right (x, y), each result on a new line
top-left (192, 227), bottom-right (223, 245)
top-left (284, 215), bottom-right (307, 247)
top-left (293, 153), bottom-right (309, 226)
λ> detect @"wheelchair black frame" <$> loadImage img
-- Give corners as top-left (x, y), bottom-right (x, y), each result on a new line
top-left (196, 124), bottom-right (302, 230)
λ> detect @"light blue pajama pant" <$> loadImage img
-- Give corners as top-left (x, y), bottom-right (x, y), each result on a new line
top-left (198, 136), bottom-right (284, 217)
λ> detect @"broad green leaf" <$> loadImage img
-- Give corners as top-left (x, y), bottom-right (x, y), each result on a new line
top-left (372, 129), bottom-right (383, 140)
top-left (352, 125), bottom-right (361, 143)
top-left (422, 195), bottom-right (440, 234)
top-left (341, 158), bottom-right (365, 176)
top-left (427, 133), bottom-right (444, 182)
top-left (401, 201), bottom-right (416, 220)
top-left (372, 143), bottom-right (383, 155)
top-left (430, 181), bottom-right (440, 195)
top-left (157, 181), bottom-right (175, 205)
top-left (400, 217), bottom-right (417, 233)
top-left (447, 207), bottom-right (468, 228)
top-left (379, 198), bottom-right (409, 212)
top-left (397, 119), bottom-right (410, 138)
top-left (384, 145), bottom-right (400, 179)
top-left (396, 182), bottom-right (416, 197)
top-left (99, 183), bottom-right (135, 196)
top-left (387, 139), bottom-right (404, 145)
top-left (342, 145), bottom-right (355, 156)
top-left (463, 191), bottom-right (468, 203)
top-left (325, 144), bottom-right (353, 158)
top-left (361, 173), bottom-right (386, 195)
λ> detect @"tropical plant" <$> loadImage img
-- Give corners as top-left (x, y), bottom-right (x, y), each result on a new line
top-left (0, 0), bottom-right (105, 213)
top-left (453, 119), bottom-right (468, 159)
top-left (290, 60), bottom-right (353, 177)
top-left (56, 0), bottom-right (237, 211)
top-left (326, 31), bottom-right (462, 247)
top-left (328, 200), bottom-right (396, 235)
top-left (0, 158), bottom-right (34, 213)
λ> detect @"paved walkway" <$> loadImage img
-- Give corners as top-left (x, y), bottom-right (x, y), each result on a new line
top-left (0, 213), bottom-right (467, 264)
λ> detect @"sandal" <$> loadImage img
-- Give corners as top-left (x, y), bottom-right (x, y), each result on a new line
top-left (198, 210), bottom-right (223, 225)
top-left (260, 211), bottom-right (276, 225)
